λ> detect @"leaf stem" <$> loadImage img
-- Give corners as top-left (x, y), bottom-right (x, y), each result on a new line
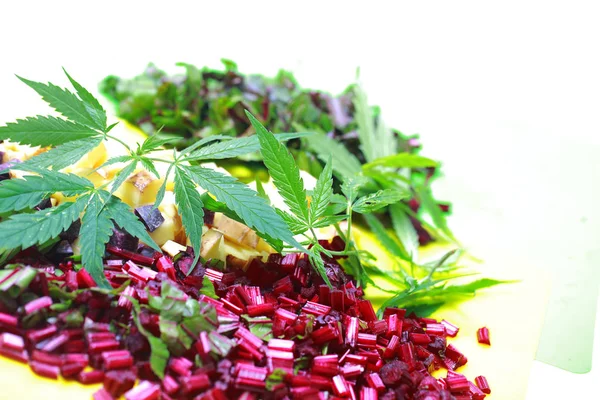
top-left (146, 157), bottom-right (175, 164)
top-left (105, 133), bottom-right (132, 152)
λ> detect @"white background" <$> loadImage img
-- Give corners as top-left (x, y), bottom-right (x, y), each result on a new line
top-left (0, 1), bottom-right (598, 398)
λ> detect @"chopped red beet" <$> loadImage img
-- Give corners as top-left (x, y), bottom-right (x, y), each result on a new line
top-left (477, 327), bottom-right (491, 345)
top-left (0, 235), bottom-right (490, 399)
top-left (475, 375), bottom-right (491, 394)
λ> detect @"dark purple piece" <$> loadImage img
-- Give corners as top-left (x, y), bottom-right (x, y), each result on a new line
top-left (134, 205), bottom-right (165, 232)
top-left (108, 227), bottom-right (139, 252)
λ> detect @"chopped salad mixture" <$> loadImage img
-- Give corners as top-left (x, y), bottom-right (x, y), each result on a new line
top-left (0, 64), bottom-right (502, 399)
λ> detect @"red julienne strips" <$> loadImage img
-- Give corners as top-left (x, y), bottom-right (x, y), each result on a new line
top-left (0, 237), bottom-right (490, 399)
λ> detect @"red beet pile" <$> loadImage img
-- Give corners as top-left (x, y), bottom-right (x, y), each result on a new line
top-left (0, 237), bottom-right (490, 400)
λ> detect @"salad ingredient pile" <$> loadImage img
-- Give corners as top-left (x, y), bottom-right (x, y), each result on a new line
top-left (0, 69), bottom-right (502, 399)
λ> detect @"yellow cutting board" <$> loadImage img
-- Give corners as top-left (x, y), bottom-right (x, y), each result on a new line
top-left (0, 121), bottom-right (550, 399)
top-left (357, 231), bottom-right (551, 400)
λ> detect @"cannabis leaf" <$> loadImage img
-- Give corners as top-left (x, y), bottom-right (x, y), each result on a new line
top-left (310, 157), bottom-right (333, 224)
top-left (416, 185), bottom-right (458, 243)
top-left (109, 160), bottom-right (137, 193)
top-left (353, 189), bottom-right (408, 214)
top-left (62, 68), bottom-right (107, 131)
top-left (389, 204), bottom-right (419, 261)
top-left (138, 133), bottom-right (181, 155)
top-left (363, 153), bottom-right (439, 170)
top-left (0, 116), bottom-right (101, 147)
top-left (184, 166), bottom-right (301, 249)
top-left (183, 132), bottom-right (311, 161)
top-left (17, 74), bottom-right (106, 132)
top-left (18, 136), bottom-right (103, 171)
top-left (363, 213), bottom-right (412, 262)
top-left (79, 192), bottom-right (113, 288)
top-left (305, 132), bottom-right (362, 180)
top-left (173, 167), bottom-right (204, 268)
top-left (0, 170), bottom-right (93, 213)
top-left (0, 194), bottom-right (89, 251)
top-left (247, 111), bottom-right (310, 223)
top-left (352, 83), bottom-right (378, 162)
top-left (378, 278), bottom-right (509, 312)
top-left (104, 195), bottom-right (161, 252)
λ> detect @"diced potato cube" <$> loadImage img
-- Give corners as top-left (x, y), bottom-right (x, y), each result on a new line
top-left (200, 229), bottom-right (224, 260)
top-left (213, 213), bottom-right (259, 249)
top-left (162, 240), bottom-right (187, 258)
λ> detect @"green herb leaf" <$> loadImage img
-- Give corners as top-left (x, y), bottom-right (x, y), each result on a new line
top-left (184, 166), bottom-right (301, 249)
top-left (199, 276), bottom-right (218, 299)
top-left (0, 116), bottom-right (101, 147)
top-left (173, 167), bottom-right (204, 268)
top-left (17, 75), bottom-right (105, 131)
top-left (305, 132), bottom-right (362, 180)
top-left (247, 111), bottom-right (309, 222)
top-left (416, 185), bottom-right (457, 243)
top-left (254, 179), bottom-right (269, 203)
top-left (62, 68), bottom-right (107, 131)
top-left (309, 249), bottom-right (332, 288)
top-left (341, 175), bottom-right (370, 202)
top-left (0, 170), bottom-right (93, 213)
top-left (184, 132), bottom-right (311, 162)
top-left (79, 192), bottom-right (113, 288)
top-left (379, 278), bottom-right (509, 311)
top-left (247, 316), bottom-right (273, 342)
top-left (363, 153), bottom-right (439, 170)
top-left (138, 133), bottom-right (181, 154)
top-left (130, 297), bottom-right (169, 379)
top-left (0, 194), bottom-right (89, 251)
top-left (352, 189), bottom-right (408, 214)
top-left (266, 369), bottom-right (287, 391)
top-left (153, 164), bottom-right (173, 209)
top-left (310, 156), bottom-right (333, 223)
top-left (390, 204), bottom-right (419, 261)
top-left (110, 160), bottom-right (137, 193)
top-left (97, 155), bottom-right (133, 170)
top-left (138, 157), bottom-right (160, 179)
top-left (18, 136), bottom-right (103, 171)
top-left (375, 116), bottom-right (398, 158)
top-left (277, 210), bottom-right (309, 235)
top-left (352, 84), bottom-right (378, 162)
top-left (363, 213), bottom-right (411, 262)
top-left (104, 195), bottom-right (161, 252)
top-left (311, 214), bottom-right (348, 229)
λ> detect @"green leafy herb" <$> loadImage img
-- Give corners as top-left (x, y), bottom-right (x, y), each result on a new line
top-left (20, 137), bottom-right (103, 171)
top-left (17, 74), bottom-right (106, 131)
top-left (199, 276), bottom-right (218, 299)
top-left (248, 111), bottom-right (309, 222)
top-left (129, 297), bottom-right (170, 378)
top-left (184, 165), bottom-right (300, 250)
top-left (266, 369), bottom-right (287, 391)
top-left (363, 153), bottom-right (439, 170)
top-left (104, 194), bottom-right (161, 252)
top-left (353, 189), bottom-right (408, 214)
top-left (79, 193), bottom-right (113, 288)
top-left (310, 157), bottom-right (333, 223)
top-left (0, 116), bottom-right (100, 147)
top-left (0, 194), bottom-right (89, 252)
top-left (0, 170), bottom-right (92, 213)
top-left (173, 167), bottom-right (205, 268)
top-left (390, 204), bottom-right (419, 261)
top-left (183, 132), bottom-right (311, 162)
top-left (305, 132), bottom-right (362, 180)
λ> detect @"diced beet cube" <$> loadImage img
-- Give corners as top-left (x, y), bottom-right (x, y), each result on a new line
top-left (108, 227), bottom-right (139, 252)
top-left (135, 205), bottom-right (165, 232)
